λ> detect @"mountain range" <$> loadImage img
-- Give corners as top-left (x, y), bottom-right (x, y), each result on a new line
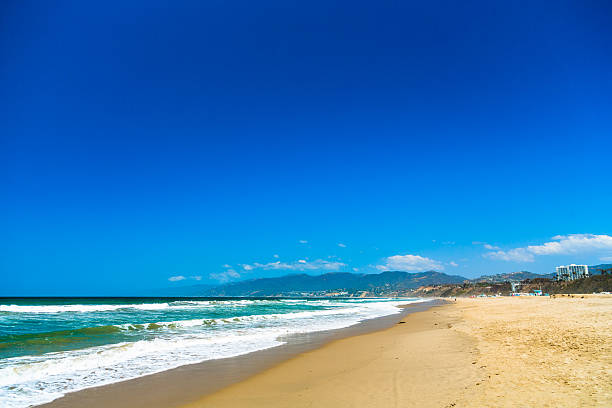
top-left (469, 271), bottom-right (555, 283)
top-left (589, 264), bottom-right (612, 274)
top-left (198, 271), bottom-right (466, 297)
top-left (164, 264), bottom-right (610, 297)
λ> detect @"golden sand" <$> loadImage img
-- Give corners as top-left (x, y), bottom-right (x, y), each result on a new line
top-left (184, 296), bottom-right (612, 408)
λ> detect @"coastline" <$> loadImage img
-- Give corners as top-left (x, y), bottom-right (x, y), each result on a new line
top-left (182, 298), bottom-right (475, 408)
top-left (38, 299), bottom-right (441, 408)
top-left (37, 296), bottom-right (612, 408)
top-left (185, 295), bottom-right (611, 408)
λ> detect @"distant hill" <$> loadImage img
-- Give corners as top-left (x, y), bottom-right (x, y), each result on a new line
top-left (589, 264), bottom-right (612, 275)
top-left (469, 265), bottom-right (611, 284)
top-left (184, 271), bottom-right (467, 297)
top-left (162, 265), bottom-right (611, 297)
top-left (412, 274), bottom-right (612, 297)
top-left (470, 271), bottom-right (554, 283)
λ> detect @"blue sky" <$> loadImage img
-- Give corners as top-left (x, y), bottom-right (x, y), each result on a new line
top-left (1, 1), bottom-right (611, 295)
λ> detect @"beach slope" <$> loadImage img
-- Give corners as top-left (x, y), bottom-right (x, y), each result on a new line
top-left (185, 296), bottom-right (611, 408)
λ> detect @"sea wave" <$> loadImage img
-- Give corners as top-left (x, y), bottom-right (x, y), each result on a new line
top-left (0, 306), bottom-right (391, 350)
top-left (0, 298), bottom-right (428, 408)
top-left (0, 299), bottom-right (296, 314)
top-left (0, 303), bottom-right (172, 313)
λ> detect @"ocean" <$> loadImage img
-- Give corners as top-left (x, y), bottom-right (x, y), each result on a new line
top-left (0, 296), bottom-right (425, 408)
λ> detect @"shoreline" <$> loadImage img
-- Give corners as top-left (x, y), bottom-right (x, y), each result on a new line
top-left (39, 299), bottom-right (442, 408)
top-left (36, 296), bottom-right (612, 407)
top-left (182, 298), bottom-right (475, 408)
top-left (185, 295), bottom-right (611, 408)
top-left (184, 295), bottom-right (611, 408)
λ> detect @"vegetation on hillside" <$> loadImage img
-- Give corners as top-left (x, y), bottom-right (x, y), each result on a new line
top-left (410, 274), bottom-right (612, 297)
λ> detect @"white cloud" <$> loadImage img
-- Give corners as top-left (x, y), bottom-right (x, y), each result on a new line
top-left (240, 259), bottom-right (345, 272)
top-left (211, 257), bottom-right (345, 281)
top-left (209, 269), bottom-right (240, 283)
top-left (273, 254), bottom-right (279, 258)
top-left (528, 234), bottom-right (612, 255)
top-left (338, 243), bottom-right (347, 248)
top-left (376, 254), bottom-right (444, 271)
top-left (352, 267), bottom-right (359, 272)
top-left (484, 248), bottom-right (535, 262)
top-left (484, 234), bottom-right (612, 262)
top-left (449, 261), bottom-right (458, 267)
top-left (299, 240), bottom-right (308, 244)
top-left (599, 256), bottom-right (612, 262)
top-left (473, 241), bottom-right (500, 250)
top-left (169, 275), bottom-right (203, 282)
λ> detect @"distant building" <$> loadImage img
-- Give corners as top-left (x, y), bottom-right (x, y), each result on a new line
top-left (510, 281), bottom-right (522, 292)
top-left (556, 264), bottom-right (589, 281)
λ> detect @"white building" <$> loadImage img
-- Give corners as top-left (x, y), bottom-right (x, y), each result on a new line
top-left (556, 264), bottom-right (589, 281)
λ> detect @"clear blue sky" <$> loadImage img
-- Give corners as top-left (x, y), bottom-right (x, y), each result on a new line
top-left (2, 1), bottom-right (611, 295)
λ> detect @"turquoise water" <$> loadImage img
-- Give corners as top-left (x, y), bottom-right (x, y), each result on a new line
top-left (0, 297), bottom-right (423, 408)
top-left (0, 297), bottom-right (337, 359)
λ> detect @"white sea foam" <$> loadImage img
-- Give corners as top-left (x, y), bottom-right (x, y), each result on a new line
top-left (0, 298), bottom-right (429, 408)
top-left (125, 305), bottom-right (395, 330)
top-left (0, 299), bottom-right (297, 314)
top-left (0, 303), bottom-right (172, 313)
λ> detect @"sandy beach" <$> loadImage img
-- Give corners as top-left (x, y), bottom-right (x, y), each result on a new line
top-left (7, 2), bottom-right (611, 407)
top-left (184, 296), bottom-right (612, 408)
top-left (37, 301), bottom-right (439, 408)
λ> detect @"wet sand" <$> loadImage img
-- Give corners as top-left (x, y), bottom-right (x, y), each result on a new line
top-left (185, 295), bottom-right (612, 408)
top-left (40, 300), bottom-right (440, 408)
top-left (39, 296), bottom-right (612, 408)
